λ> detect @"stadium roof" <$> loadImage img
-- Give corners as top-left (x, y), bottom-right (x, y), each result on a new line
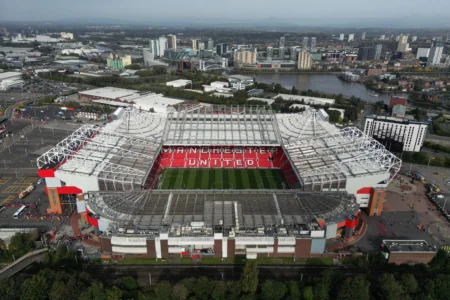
top-left (37, 107), bottom-right (401, 193)
top-left (163, 105), bottom-right (280, 146)
top-left (87, 190), bottom-right (357, 230)
top-left (277, 109), bottom-right (337, 142)
top-left (284, 127), bottom-right (401, 189)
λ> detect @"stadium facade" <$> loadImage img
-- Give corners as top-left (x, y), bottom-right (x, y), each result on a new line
top-left (37, 105), bottom-right (401, 259)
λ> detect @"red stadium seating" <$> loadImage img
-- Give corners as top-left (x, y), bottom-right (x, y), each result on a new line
top-left (147, 146), bottom-right (300, 188)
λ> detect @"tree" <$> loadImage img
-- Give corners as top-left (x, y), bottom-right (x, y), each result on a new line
top-left (400, 273), bottom-right (418, 296)
top-left (261, 280), bottom-right (287, 300)
top-left (286, 281), bottom-right (301, 299)
top-left (116, 276), bottom-right (138, 291)
top-left (303, 286), bottom-right (314, 300)
top-left (239, 261), bottom-right (259, 295)
top-left (291, 86), bottom-right (298, 95)
top-left (172, 282), bottom-right (188, 300)
top-left (106, 286), bottom-right (124, 300)
top-left (125, 64), bottom-right (141, 70)
top-left (155, 281), bottom-right (173, 300)
top-left (21, 271), bottom-right (54, 300)
top-left (8, 233), bottom-right (34, 258)
top-left (0, 278), bottom-right (21, 299)
top-left (336, 277), bottom-right (370, 300)
top-left (78, 281), bottom-right (107, 300)
top-left (378, 273), bottom-right (403, 300)
top-left (432, 275), bottom-right (450, 300)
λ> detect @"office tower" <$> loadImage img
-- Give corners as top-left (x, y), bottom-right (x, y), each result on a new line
top-left (361, 32), bottom-right (366, 40)
top-left (280, 36), bottom-right (285, 48)
top-left (427, 42), bottom-right (444, 67)
top-left (215, 43), bottom-right (227, 56)
top-left (208, 38), bottom-right (214, 50)
top-left (149, 39), bottom-right (160, 56)
top-left (348, 34), bottom-right (355, 42)
top-left (397, 35), bottom-right (409, 52)
top-left (297, 51), bottom-right (312, 70)
top-left (302, 37), bottom-right (309, 49)
top-left (158, 36), bottom-right (168, 57)
top-left (310, 37), bottom-right (316, 52)
top-left (411, 36), bottom-right (417, 42)
top-left (380, 35), bottom-right (385, 40)
top-left (267, 47), bottom-right (273, 61)
top-left (167, 34), bottom-right (177, 49)
top-left (395, 35), bottom-right (400, 41)
top-left (198, 41), bottom-right (205, 51)
top-left (339, 34), bottom-right (344, 40)
top-left (374, 44), bottom-right (382, 60)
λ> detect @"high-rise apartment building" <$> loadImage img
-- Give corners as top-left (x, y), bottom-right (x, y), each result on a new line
top-left (348, 34), bottom-right (355, 42)
top-left (302, 37), bottom-right (309, 49)
top-left (167, 34), bottom-right (177, 49)
top-left (279, 47), bottom-right (286, 60)
top-left (208, 38), bottom-right (214, 50)
top-left (158, 36), bottom-right (168, 57)
top-left (310, 37), bottom-right (316, 52)
top-left (234, 49), bottom-right (257, 65)
top-left (149, 39), bottom-right (160, 56)
top-left (361, 32), bottom-right (366, 40)
top-left (416, 48), bottom-right (430, 59)
top-left (289, 47), bottom-right (299, 61)
top-left (397, 35), bottom-right (409, 52)
top-left (198, 41), bottom-right (205, 51)
top-left (427, 42), bottom-right (444, 67)
top-left (358, 44), bottom-right (383, 61)
top-left (143, 48), bottom-right (155, 66)
top-left (267, 47), bottom-right (273, 61)
top-left (374, 44), bottom-right (382, 60)
top-left (380, 35), bottom-right (385, 40)
top-left (280, 37), bottom-right (285, 48)
top-left (411, 36), bottom-right (417, 42)
top-left (191, 39), bottom-right (198, 54)
top-left (339, 34), bottom-right (344, 40)
top-left (297, 51), bottom-right (312, 70)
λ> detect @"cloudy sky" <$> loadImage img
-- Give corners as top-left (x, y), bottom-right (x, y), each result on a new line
top-left (1, 0), bottom-right (450, 27)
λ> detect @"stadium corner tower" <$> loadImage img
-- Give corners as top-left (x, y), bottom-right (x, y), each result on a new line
top-left (37, 106), bottom-right (401, 259)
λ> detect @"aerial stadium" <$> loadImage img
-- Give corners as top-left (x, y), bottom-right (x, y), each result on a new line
top-left (37, 105), bottom-right (401, 259)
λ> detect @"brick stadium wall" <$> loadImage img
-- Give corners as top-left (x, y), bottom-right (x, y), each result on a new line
top-left (388, 252), bottom-right (435, 265)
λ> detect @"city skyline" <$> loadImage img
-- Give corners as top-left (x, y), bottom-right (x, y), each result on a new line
top-left (1, 0), bottom-right (450, 28)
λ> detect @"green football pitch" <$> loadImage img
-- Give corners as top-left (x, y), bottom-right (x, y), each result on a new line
top-left (158, 168), bottom-right (288, 190)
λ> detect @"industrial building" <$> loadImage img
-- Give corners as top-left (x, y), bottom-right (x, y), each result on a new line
top-left (106, 53), bottom-right (132, 70)
top-left (36, 104), bottom-right (401, 259)
top-left (297, 51), bottom-right (312, 70)
top-left (364, 115), bottom-right (428, 152)
top-left (0, 71), bottom-right (24, 90)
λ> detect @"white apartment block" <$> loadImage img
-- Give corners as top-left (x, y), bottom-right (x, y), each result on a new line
top-left (364, 115), bottom-right (428, 152)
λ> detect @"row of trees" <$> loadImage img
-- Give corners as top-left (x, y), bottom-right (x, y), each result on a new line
top-left (3, 251), bottom-right (450, 300)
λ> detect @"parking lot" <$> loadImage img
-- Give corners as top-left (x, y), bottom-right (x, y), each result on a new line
top-left (357, 166), bottom-right (450, 253)
top-left (1, 125), bottom-right (73, 169)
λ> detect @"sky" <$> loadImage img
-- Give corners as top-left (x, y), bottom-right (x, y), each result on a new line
top-left (1, 0), bottom-right (450, 28)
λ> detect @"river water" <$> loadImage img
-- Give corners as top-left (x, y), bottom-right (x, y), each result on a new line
top-left (247, 73), bottom-right (403, 104)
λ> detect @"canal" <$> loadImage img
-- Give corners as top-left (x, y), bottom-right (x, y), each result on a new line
top-left (245, 73), bottom-right (405, 104)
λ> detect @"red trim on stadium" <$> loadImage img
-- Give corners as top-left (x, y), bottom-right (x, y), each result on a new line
top-left (356, 187), bottom-right (373, 194)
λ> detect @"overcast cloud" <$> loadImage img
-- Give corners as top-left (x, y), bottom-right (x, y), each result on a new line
top-left (1, 0), bottom-right (450, 27)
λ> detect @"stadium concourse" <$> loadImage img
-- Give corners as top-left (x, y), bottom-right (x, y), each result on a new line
top-left (36, 105), bottom-right (401, 259)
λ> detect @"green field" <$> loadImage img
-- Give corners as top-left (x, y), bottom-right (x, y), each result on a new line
top-left (158, 168), bottom-right (287, 189)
